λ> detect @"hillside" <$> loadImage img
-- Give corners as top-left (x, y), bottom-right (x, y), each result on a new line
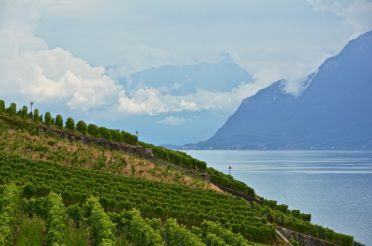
top-left (0, 99), bottom-right (361, 245)
top-left (190, 30), bottom-right (372, 150)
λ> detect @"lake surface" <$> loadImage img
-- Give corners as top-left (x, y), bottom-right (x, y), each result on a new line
top-left (185, 150), bottom-right (372, 245)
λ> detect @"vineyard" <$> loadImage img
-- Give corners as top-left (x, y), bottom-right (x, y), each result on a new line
top-left (0, 153), bottom-right (356, 245)
top-left (0, 99), bottom-right (359, 245)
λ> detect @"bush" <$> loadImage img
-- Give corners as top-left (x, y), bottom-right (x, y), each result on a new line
top-left (120, 209), bottom-right (163, 246)
top-left (0, 100), bottom-right (5, 112)
top-left (0, 184), bottom-right (22, 245)
top-left (21, 106), bottom-right (28, 118)
top-left (46, 192), bottom-right (66, 246)
top-left (44, 112), bottom-right (52, 125)
top-left (85, 196), bottom-right (116, 246)
top-left (88, 124), bottom-right (99, 137)
top-left (33, 109), bottom-right (40, 121)
top-left (163, 218), bottom-right (204, 246)
top-left (200, 221), bottom-right (249, 246)
top-left (76, 121), bottom-right (88, 135)
top-left (65, 117), bottom-right (75, 131)
top-left (99, 127), bottom-right (111, 141)
top-left (6, 103), bottom-right (17, 115)
top-left (55, 115), bottom-right (63, 129)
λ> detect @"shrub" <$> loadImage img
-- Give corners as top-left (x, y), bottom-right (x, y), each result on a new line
top-left (0, 184), bottom-right (22, 245)
top-left (88, 124), bottom-right (99, 137)
top-left (44, 112), bottom-right (52, 125)
top-left (33, 109), bottom-right (40, 121)
top-left (99, 127), bottom-right (111, 141)
top-left (21, 106), bottom-right (28, 118)
top-left (85, 196), bottom-right (116, 246)
top-left (120, 209), bottom-right (163, 246)
top-left (0, 100), bottom-right (5, 112)
top-left (76, 121), bottom-right (87, 135)
top-left (65, 117), bottom-right (75, 131)
top-left (6, 103), bottom-right (17, 115)
top-left (46, 192), bottom-right (66, 246)
top-left (163, 218), bottom-right (204, 246)
top-left (55, 115), bottom-right (63, 129)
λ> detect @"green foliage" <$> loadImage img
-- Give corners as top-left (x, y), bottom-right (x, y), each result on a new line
top-left (55, 115), bottom-right (64, 129)
top-left (88, 124), bottom-right (99, 137)
top-left (140, 142), bottom-right (207, 171)
top-left (0, 100), bottom-right (5, 112)
top-left (200, 221), bottom-right (250, 246)
top-left (66, 204), bottom-right (83, 228)
top-left (0, 154), bottom-right (277, 244)
top-left (120, 131), bottom-right (138, 145)
top-left (85, 196), bottom-right (116, 246)
top-left (162, 218), bottom-right (204, 246)
top-left (33, 109), bottom-right (40, 121)
top-left (65, 117), bottom-right (75, 131)
top-left (6, 103), bottom-right (17, 115)
top-left (207, 168), bottom-right (255, 198)
top-left (16, 216), bottom-right (46, 246)
top-left (46, 192), bottom-right (66, 246)
top-left (99, 127), bottom-right (112, 141)
top-left (0, 183), bottom-right (23, 245)
top-left (76, 120), bottom-right (87, 135)
top-left (44, 112), bottom-right (52, 125)
top-left (118, 209), bottom-right (163, 246)
top-left (21, 106), bottom-right (28, 119)
top-left (290, 239), bottom-right (301, 246)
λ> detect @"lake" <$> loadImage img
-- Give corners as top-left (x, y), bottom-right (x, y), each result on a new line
top-left (185, 150), bottom-right (372, 245)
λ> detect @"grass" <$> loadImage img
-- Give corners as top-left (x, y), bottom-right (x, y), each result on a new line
top-left (116, 233), bottom-right (134, 246)
top-left (16, 216), bottom-right (46, 246)
top-left (0, 123), bottom-right (211, 189)
top-left (64, 219), bottom-right (90, 246)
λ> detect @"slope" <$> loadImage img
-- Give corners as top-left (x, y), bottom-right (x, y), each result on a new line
top-left (193, 30), bottom-right (372, 149)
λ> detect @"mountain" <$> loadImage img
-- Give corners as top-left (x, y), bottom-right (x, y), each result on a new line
top-left (122, 52), bottom-right (253, 95)
top-left (191, 30), bottom-right (372, 149)
top-left (110, 52), bottom-right (254, 146)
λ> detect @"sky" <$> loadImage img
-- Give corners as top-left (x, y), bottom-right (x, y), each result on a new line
top-left (1, 0), bottom-right (372, 145)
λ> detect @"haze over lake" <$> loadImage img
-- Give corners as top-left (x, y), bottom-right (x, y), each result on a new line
top-left (186, 150), bottom-right (372, 245)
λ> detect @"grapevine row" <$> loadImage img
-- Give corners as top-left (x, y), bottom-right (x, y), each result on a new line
top-left (0, 153), bottom-right (354, 245)
top-left (0, 183), bottom-right (22, 245)
top-left (46, 192), bottom-right (66, 246)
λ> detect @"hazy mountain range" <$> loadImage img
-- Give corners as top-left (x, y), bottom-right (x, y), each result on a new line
top-left (186, 30), bottom-right (372, 149)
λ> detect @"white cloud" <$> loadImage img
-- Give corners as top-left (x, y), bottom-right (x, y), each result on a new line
top-left (307, 0), bottom-right (372, 35)
top-left (0, 0), bottom-right (122, 112)
top-left (2, 0), bottom-right (272, 116)
top-left (157, 116), bottom-right (186, 125)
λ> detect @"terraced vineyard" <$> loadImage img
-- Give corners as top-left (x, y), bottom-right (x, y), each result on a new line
top-left (0, 100), bottom-right (359, 245)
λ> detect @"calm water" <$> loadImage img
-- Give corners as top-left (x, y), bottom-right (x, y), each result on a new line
top-left (185, 150), bottom-right (372, 245)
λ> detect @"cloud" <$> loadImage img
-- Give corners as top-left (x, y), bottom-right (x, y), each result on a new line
top-left (0, 0), bottom-right (122, 112)
top-left (1, 0), bottom-right (272, 117)
top-left (307, 0), bottom-right (372, 35)
top-left (157, 116), bottom-right (186, 125)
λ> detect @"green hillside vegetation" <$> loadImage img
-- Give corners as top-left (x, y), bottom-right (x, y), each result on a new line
top-left (0, 99), bottom-right (359, 245)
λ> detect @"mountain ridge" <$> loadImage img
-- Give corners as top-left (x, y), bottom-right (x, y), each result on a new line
top-left (187, 30), bottom-right (372, 150)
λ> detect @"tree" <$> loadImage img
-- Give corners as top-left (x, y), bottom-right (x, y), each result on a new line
top-left (65, 117), bottom-right (75, 131)
top-left (99, 127), bottom-right (111, 140)
top-left (76, 120), bottom-right (87, 135)
top-left (44, 112), bottom-right (52, 125)
top-left (88, 124), bottom-right (99, 137)
top-left (0, 100), bottom-right (5, 112)
top-left (33, 109), bottom-right (40, 121)
top-left (55, 115), bottom-right (63, 129)
top-left (6, 103), bottom-right (17, 115)
top-left (21, 106), bottom-right (28, 118)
